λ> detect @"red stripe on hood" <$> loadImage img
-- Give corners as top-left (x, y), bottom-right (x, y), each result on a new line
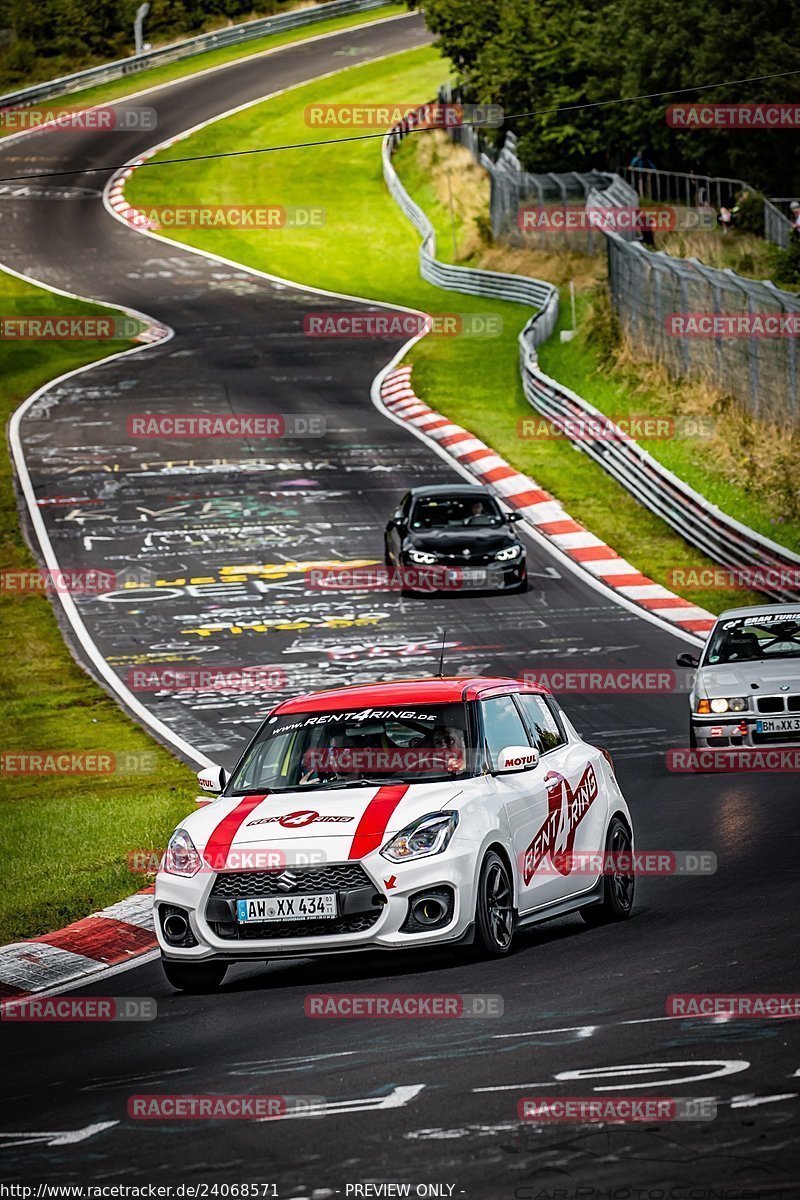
top-left (348, 784), bottom-right (408, 860)
top-left (204, 793), bottom-right (268, 870)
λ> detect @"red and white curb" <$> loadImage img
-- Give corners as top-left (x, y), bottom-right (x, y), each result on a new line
top-left (106, 131), bottom-right (191, 235)
top-left (0, 890), bottom-right (155, 1001)
top-left (381, 366), bottom-right (716, 636)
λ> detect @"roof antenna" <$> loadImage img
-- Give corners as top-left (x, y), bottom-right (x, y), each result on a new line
top-left (435, 629), bottom-right (447, 679)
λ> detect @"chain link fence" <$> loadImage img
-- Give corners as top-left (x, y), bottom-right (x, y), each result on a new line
top-left (607, 235), bottom-right (800, 424)
top-left (438, 85), bottom-right (800, 424)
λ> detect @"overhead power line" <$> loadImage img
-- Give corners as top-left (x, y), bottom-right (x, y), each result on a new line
top-left (0, 67), bottom-right (798, 184)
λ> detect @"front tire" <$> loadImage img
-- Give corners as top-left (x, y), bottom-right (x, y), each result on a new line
top-left (161, 957), bottom-right (228, 993)
top-left (580, 816), bottom-right (635, 925)
top-left (473, 851), bottom-right (515, 957)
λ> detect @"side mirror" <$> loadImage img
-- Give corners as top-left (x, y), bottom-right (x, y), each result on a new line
top-left (676, 652), bottom-right (700, 668)
top-left (197, 764), bottom-right (228, 794)
top-left (507, 511), bottom-right (523, 523)
top-left (497, 745), bottom-right (539, 773)
top-left (388, 512), bottom-right (405, 529)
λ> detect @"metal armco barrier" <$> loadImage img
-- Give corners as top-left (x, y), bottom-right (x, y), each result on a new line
top-left (383, 105), bottom-right (800, 602)
top-left (521, 366), bottom-right (800, 602)
top-left (383, 118), bottom-right (559, 346)
top-left (0, 0), bottom-right (390, 107)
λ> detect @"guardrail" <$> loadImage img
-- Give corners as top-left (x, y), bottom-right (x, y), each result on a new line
top-left (383, 105), bottom-right (800, 602)
top-left (521, 365), bottom-right (800, 602)
top-left (0, 0), bottom-right (391, 107)
top-left (623, 166), bottom-right (794, 250)
top-left (383, 119), bottom-right (559, 346)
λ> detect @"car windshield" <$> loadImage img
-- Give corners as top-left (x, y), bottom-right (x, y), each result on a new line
top-left (410, 494), bottom-right (503, 529)
top-left (227, 702), bottom-right (475, 793)
top-left (704, 612), bottom-right (800, 665)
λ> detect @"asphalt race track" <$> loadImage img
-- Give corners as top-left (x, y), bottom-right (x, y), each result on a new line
top-left (1, 12), bottom-right (800, 1195)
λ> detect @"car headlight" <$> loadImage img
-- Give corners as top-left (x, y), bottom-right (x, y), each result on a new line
top-left (407, 549), bottom-right (437, 565)
top-left (380, 811), bottom-right (459, 863)
top-left (495, 544), bottom-right (522, 561)
top-left (163, 828), bottom-right (203, 877)
top-left (709, 697), bottom-right (747, 714)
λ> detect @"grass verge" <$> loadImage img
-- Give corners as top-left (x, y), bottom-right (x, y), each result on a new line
top-left (0, 274), bottom-right (193, 943)
top-left (126, 45), bottom-right (765, 613)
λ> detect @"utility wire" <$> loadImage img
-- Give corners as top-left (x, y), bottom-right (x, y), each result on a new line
top-left (0, 66), bottom-right (798, 183)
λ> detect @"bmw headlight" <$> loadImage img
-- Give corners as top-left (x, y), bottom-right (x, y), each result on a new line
top-left (495, 544), bottom-right (522, 561)
top-left (381, 811), bottom-right (459, 863)
top-left (407, 549), bottom-right (437, 565)
top-left (709, 697), bottom-right (747, 714)
top-left (163, 828), bottom-right (203, 877)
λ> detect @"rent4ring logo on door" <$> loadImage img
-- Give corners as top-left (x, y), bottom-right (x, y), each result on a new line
top-left (522, 763), bottom-right (599, 884)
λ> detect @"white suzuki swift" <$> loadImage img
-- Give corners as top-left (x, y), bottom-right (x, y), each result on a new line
top-left (156, 677), bottom-right (635, 991)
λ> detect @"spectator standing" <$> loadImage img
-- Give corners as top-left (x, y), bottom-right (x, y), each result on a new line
top-left (790, 200), bottom-right (800, 240)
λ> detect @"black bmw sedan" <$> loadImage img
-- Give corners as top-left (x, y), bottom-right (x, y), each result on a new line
top-left (384, 484), bottom-right (528, 593)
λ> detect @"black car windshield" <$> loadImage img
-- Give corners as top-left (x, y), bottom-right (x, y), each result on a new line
top-left (704, 612), bottom-right (800, 665)
top-left (227, 702), bottom-right (475, 793)
top-left (411, 494), bottom-right (503, 529)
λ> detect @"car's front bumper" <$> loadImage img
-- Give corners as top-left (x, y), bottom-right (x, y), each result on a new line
top-left (691, 711), bottom-right (800, 748)
top-left (400, 557), bottom-right (526, 593)
top-left (155, 845), bottom-right (480, 963)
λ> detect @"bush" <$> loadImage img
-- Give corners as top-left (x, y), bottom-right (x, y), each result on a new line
top-left (775, 236), bottom-right (800, 285)
top-left (733, 190), bottom-right (766, 238)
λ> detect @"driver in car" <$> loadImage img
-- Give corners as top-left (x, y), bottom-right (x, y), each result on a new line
top-left (431, 726), bottom-right (467, 775)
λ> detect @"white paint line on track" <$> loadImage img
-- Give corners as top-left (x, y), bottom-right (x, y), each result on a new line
top-left (260, 1084), bottom-right (426, 1120)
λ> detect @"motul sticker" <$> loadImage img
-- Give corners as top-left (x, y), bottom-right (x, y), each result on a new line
top-left (522, 763), bottom-right (598, 884)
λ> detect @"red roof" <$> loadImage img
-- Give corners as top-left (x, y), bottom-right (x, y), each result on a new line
top-left (274, 676), bottom-right (545, 714)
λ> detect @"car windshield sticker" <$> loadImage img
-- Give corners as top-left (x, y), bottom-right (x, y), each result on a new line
top-left (269, 708), bottom-right (437, 736)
